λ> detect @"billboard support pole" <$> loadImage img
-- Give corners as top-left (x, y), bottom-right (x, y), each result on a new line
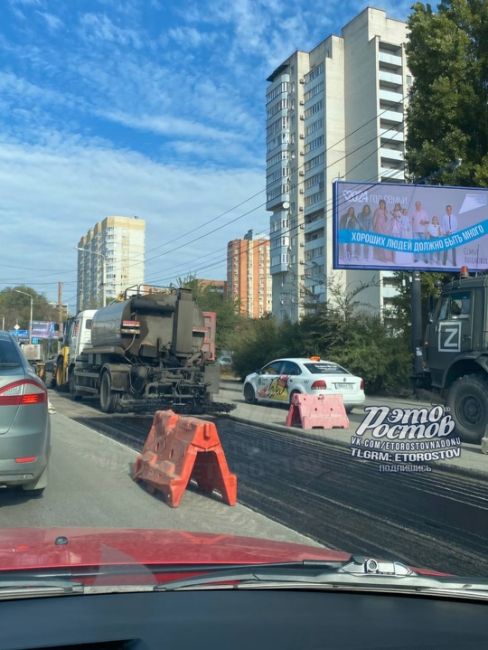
top-left (411, 270), bottom-right (424, 388)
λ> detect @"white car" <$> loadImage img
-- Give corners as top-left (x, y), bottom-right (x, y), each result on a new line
top-left (243, 357), bottom-right (365, 413)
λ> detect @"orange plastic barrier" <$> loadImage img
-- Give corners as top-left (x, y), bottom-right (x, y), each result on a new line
top-left (286, 393), bottom-right (349, 429)
top-left (132, 410), bottom-right (237, 508)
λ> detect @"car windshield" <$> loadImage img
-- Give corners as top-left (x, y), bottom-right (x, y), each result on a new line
top-left (304, 363), bottom-right (348, 374)
top-left (0, 339), bottom-right (22, 367)
top-left (1, 0), bottom-right (487, 614)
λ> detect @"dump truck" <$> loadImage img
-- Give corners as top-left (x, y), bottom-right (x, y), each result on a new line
top-left (69, 287), bottom-right (229, 414)
top-left (418, 271), bottom-right (488, 443)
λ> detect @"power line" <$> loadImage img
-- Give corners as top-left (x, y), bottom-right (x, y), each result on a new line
top-left (120, 98), bottom-right (408, 272)
top-left (142, 120), bottom-right (405, 286)
top-left (144, 166), bottom-right (404, 287)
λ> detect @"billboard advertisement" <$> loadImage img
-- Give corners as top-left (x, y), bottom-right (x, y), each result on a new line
top-left (333, 181), bottom-right (488, 271)
top-left (31, 321), bottom-right (58, 339)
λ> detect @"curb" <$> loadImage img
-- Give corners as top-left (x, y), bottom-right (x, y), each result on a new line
top-left (225, 414), bottom-right (354, 449)
top-left (224, 414), bottom-right (488, 481)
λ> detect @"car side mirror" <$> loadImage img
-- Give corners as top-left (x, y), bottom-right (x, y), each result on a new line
top-left (255, 369), bottom-right (262, 375)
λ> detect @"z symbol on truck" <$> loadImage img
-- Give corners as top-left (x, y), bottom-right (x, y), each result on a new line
top-left (438, 322), bottom-right (462, 353)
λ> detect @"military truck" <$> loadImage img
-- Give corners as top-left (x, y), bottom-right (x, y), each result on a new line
top-left (420, 272), bottom-right (488, 443)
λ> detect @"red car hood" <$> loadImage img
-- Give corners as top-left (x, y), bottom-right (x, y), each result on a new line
top-left (0, 528), bottom-right (351, 572)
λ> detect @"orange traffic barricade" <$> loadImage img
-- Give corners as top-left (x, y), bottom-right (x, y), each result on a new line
top-left (132, 410), bottom-right (237, 508)
top-left (286, 393), bottom-right (349, 429)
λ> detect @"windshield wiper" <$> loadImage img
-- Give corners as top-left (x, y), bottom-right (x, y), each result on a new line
top-left (154, 557), bottom-right (488, 600)
top-left (0, 578), bottom-right (84, 600)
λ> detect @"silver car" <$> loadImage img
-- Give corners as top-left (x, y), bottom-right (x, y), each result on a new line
top-left (0, 332), bottom-right (50, 493)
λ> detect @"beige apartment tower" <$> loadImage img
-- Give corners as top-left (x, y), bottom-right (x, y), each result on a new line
top-left (266, 7), bottom-right (409, 321)
top-left (77, 216), bottom-right (145, 310)
top-left (227, 230), bottom-right (272, 318)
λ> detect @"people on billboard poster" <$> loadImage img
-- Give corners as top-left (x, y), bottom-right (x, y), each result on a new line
top-left (412, 201), bottom-right (430, 263)
top-left (441, 204), bottom-right (458, 266)
top-left (335, 182), bottom-right (485, 271)
top-left (357, 204), bottom-right (373, 260)
top-left (372, 199), bottom-right (393, 262)
top-left (339, 206), bottom-right (359, 260)
top-left (427, 216), bottom-right (442, 264)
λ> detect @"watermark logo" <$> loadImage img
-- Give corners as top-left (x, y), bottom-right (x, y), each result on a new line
top-left (350, 405), bottom-right (462, 472)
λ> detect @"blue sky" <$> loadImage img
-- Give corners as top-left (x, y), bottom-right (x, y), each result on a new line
top-left (0, 0), bottom-right (412, 312)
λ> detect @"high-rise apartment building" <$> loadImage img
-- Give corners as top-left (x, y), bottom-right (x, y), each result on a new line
top-left (77, 215), bottom-right (145, 310)
top-left (227, 229), bottom-right (272, 318)
top-left (266, 7), bottom-right (409, 321)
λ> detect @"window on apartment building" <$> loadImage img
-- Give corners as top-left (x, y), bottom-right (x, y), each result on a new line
top-left (304, 99), bottom-right (323, 119)
top-left (305, 209), bottom-right (323, 225)
top-left (305, 228), bottom-right (323, 243)
top-left (305, 118), bottom-right (323, 137)
top-left (304, 62), bottom-right (324, 84)
top-left (303, 81), bottom-right (324, 103)
top-left (304, 152), bottom-right (324, 173)
top-left (304, 172), bottom-right (323, 190)
top-left (304, 190), bottom-right (324, 207)
top-left (380, 99), bottom-right (403, 112)
top-left (304, 135), bottom-right (324, 154)
top-left (379, 42), bottom-right (402, 54)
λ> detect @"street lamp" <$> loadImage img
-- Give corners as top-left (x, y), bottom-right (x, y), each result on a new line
top-left (14, 289), bottom-right (33, 344)
top-left (76, 247), bottom-right (106, 308)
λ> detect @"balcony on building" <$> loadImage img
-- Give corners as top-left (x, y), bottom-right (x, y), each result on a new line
top-left (304, 235), bottom-right (325, 251)
top-left (378, 51), bottom-right (403, 68)
top-left (379, 87), bottom-right (403, 104)
top-left (380, 147), bottom-right (404, 163)
top-left (380, 167), bottom-right (405, 181)
top-left (304, 219), bottom-right (324, 235)
top-left (380, 110), bottom-right (403, 125)
top-left (378, 69), bottom-right (403, 87)
top-left (379, 127), bottom-right (404, 143)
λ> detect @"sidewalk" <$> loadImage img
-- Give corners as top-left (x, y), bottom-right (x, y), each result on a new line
top-left (217, 380), bottom-right (488, 480)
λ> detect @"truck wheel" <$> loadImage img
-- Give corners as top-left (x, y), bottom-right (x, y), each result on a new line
top-left (55, 359), bottom-right (64, 391)
top-left (100, 372), bottom-right (120, 414)
top-left (69, 370), bottom-right (82, 401)
top-left (447, 374), bottom-right (488, 444)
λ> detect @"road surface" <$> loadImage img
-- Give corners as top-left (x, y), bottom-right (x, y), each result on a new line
top-left (41, 392), bottom-right (488, 577)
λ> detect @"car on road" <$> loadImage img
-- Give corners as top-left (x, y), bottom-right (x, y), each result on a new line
top-left (243, 357), bottom-right (365, 413)
top-left (0, 331), bottom-right (50, 493)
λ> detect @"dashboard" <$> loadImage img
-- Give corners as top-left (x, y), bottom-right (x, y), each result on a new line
top-left (1, 589), bottom-right (487, 649)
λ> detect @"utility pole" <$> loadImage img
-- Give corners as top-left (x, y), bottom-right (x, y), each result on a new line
top-left (411, 271), bottom-right (424, 377)
top-left (57, 282), bottom-right (63, 331)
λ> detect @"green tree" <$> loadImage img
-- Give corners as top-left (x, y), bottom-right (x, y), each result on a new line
top-left (232, 282), bottom-right (412, 395)
top-left (0, 286), bottom-right (58, 331)
top-left (406, 1), bottom-right (488, 185)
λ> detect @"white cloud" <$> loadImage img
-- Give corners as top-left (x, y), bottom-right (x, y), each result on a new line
top-left (0, 135), bottom-right (264, 305)
top-left (167, 26), bottom-right (217, 48)
top-left (37, 11), bottom-right (63, 31)
top-left (0, 71), bottom-right (74, 107)
top-left (97, 109), bottom-right (245, 144)
top-left (79, 13), bottom-right (143, 49)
